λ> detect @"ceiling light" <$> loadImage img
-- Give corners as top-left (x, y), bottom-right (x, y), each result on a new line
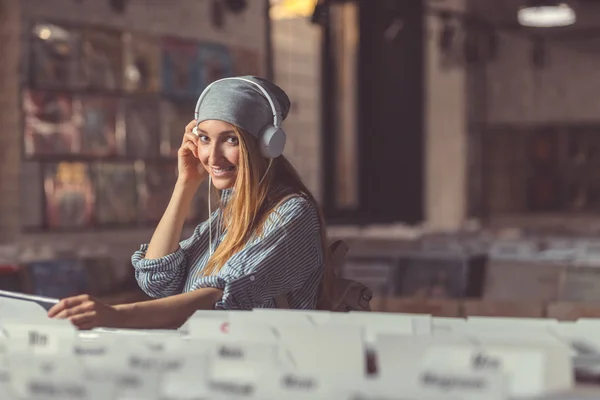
top-left (518, 2), bottom-right (576, 27)
top-left (270, 0), bottom-right (318, 20)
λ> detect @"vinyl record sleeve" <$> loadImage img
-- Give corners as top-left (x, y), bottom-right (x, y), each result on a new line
top-left (197, 42), bottom-right (234, 91)
top-left (124, 98), bottom-right (161, 158)
top-left (80, 27), bottom-right (123, 91)
top-left (23, 89), bottom-right (82, 156)
top-left (44, 162), bottom-right (95, 229)
top-left (77, 95), bottom-right (118, 156)
top-left (123, 33), bottom-right (161, 93)
top-left (161, 37), bottom-right (200, 98)
top-left (139, 162), bottom-right (178, 222)
top-left (96, 163), bottom-right (139, 225)
top-left (30, 22), bottom-right (81, 89)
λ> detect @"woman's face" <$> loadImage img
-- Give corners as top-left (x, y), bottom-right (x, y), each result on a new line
top-left (196, 119), bottom-right (240, 190)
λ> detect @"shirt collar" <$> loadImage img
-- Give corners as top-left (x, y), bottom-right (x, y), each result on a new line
top-left (220, 188), bottom-right (234, 206)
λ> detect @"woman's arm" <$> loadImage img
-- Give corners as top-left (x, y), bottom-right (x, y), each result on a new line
top-left (145, 119), bottom-right (207, 259)
top-left (115, 287), bottom-right (223, 329)
top-left (47, 288), bottom-right (224, 330)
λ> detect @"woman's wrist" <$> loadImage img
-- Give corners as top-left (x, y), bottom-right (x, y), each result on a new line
top-left (175, 176), bottom-right (204, 192)
top-left (113, 303), bottom-right (136, 328)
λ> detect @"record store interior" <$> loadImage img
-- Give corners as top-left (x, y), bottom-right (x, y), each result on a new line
top-left (5, 0), bottom-right (600, 398)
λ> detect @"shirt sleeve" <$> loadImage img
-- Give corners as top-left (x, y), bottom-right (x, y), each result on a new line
top-left (131, 213), bottom-right (216, 298)
top-left (194, 196), bottom-right (323, 310)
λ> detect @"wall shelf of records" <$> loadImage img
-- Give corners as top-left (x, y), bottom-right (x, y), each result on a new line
top-left (20, 20), bottom-right (263, 231)
top-left (479, 123), bottom-right (600, 217)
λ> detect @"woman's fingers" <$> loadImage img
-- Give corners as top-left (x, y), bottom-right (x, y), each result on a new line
top-left (54, 301), bottom-right (95, 319)
top-left (183, 132), bottom-right (199, 145)
top-left (185, 119), bottom-right (197, 133)
top-left (183, 141), bottom-right (199, 159)
top-left (48, 294), bottom-right (90, 318)
top-left (69, 312), bottom-right (98, 330)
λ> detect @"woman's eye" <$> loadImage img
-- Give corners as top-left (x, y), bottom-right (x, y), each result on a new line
top-left (226, 137), bottom-right (239, 145)
top-left (199, 135), bottom-right (209, 143)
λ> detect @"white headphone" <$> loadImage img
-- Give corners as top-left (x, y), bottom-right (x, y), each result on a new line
top-left (193, 77), bottom-right (287, 159)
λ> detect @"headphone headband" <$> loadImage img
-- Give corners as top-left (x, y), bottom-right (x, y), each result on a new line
top-left (194, 77), bottom-right (283, 128)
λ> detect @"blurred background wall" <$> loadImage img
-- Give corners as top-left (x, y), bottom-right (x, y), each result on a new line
top-left (4, 0), bottom-right (600, 315)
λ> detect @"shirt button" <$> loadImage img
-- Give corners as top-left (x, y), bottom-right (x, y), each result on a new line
top-left (250, 276), bottom-right (256, 281)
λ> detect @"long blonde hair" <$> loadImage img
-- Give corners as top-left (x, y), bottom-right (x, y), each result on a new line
top-left (201, 125), bottom-right (334, 308)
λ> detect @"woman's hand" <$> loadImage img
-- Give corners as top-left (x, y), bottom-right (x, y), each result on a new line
top-left (47, 294), bottom-right (125, 330)
top-left (178, 120), bottom-right (208, 187)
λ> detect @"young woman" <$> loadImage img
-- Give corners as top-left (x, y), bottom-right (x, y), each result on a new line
top-left (48, 76), bottom-right (331, 330)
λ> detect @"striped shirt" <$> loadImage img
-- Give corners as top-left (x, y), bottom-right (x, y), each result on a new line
top-left (131, 189), bottom-right (324, 310)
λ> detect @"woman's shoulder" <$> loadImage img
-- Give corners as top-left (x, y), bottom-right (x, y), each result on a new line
top-left (273, 190), bottom-right (317, 216)
top-left (260, 190), bottom-right (320, 235)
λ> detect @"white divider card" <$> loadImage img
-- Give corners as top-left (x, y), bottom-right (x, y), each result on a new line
top-left (275, 324), bottom-right (365, 380)
top-left (466, 316), bottom-right (559, 328)
top-left (2, 318), bottom-right (77, 356)
top-left (249, 308), bottom-right (343, 326)
top-left (8, 354), bottom-right (115, 400)
top-left (375, 334), bottom-right (475, 382)
top-left (478, 336), bottom-right (572, 395)
top-left (0, 296), bottom-right (51, 322)
top-left (91, 327), bottom-right (181, 336)
top-left (253, 370), bottom-right (352, 400)
top-left (160, 353), bottom-right (211, 400)
top-left (328, 312), bottom-right (414, 345)
top-left (349, 311), bottom-right (432, 335)
top-left (551, 322), bottom-right (600, 356)
top-left (432, 317), bottom-right (467, 334)
top-left (419, 343), bottom-right (566, 398)
top-left (179, 310), bottom-right (245, 335)
top-left (72, 335), bottom-right (177, 400)
top-left (186, 314), bottom-right (279, 342)
top-left (411, 368), bottom-right (507, 400)
top-left (0, 344), bottom-right (15, 400)
top-left (110, 366), bottom-right (162, 400)
top-left (205, 340), bottom-right (289, 398)
top-left (574, 318), bottom-right (600, 328)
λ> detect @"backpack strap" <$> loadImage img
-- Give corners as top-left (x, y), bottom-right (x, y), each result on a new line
top-left (274, 293), bottom-right (290, 309)
top-left (274, 239), bottom-right (349, 310)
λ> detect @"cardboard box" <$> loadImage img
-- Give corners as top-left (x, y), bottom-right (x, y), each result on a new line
top-left (547, 302), bottom-right (600, 321)
top-left (559, 264), bottom-right (600, 302)
top-left (483, 260), bottom-right (565, 301)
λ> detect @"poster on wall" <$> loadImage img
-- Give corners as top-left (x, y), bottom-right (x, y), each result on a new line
top-left (123, 33), bottom-right (161, 93)
top-left (197, 42), bottom-right (234, 91)
top-left (231, 47), bottom-right (262, 77)
top-left (44, 162), bottom-right (95, 229)
top-left (139, 162), bottom-right (178, 222)
top-left (30, 23), bottom-right (81, 89)
top-left (80, 28), bottom-right (123, 91)
top-left (96, 163), bottom-right (139, 225)
top-left (77, 95), bottom-right (119, 156)
top-left (124, 98), bottom-right (161, 158)
top-left (161, 38), bottom-right (200, 98)
top-left (23, 89), bottom-right (81, 156)
top-left (161, 100), bottom-right (195, 157)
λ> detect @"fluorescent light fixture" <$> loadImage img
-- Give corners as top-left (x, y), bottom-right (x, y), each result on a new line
top-left (518, 2), bottom-right (576, 27)
top-left (270, 0), bottom-right (318, 20)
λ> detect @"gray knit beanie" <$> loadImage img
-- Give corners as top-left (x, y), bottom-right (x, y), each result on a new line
top-left (195, 76), bottom-right (291, 138)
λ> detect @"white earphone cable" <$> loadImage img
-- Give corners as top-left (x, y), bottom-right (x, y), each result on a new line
top-left (208, 176), bottom-right (213, 256)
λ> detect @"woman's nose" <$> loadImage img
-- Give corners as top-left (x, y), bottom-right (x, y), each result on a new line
top-left (208, 143), bottom-right (224, 163)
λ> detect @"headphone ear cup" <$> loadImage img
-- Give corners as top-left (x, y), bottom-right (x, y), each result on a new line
top-left (260, 126), bottom-right (286, 158)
